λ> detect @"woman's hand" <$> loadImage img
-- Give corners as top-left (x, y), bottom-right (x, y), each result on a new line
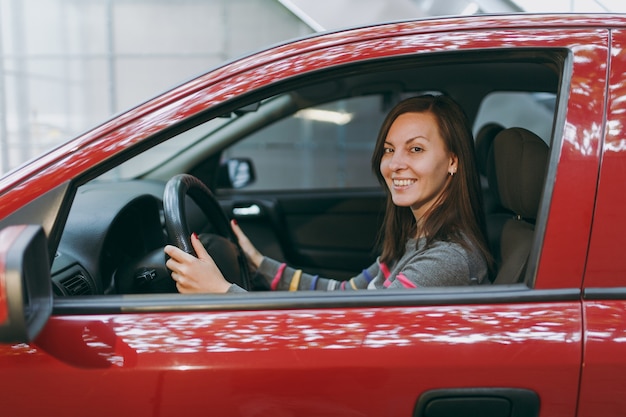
top-left (164, 233), bottom-right (232, 294)
top-left (230, 219), bottom-right (264, 269)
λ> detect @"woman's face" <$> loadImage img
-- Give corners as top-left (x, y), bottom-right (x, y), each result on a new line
top-left (380, 111), bottom-right (458, 220)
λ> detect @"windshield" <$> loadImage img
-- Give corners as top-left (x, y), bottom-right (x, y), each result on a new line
top-left (97, 116), bottom-right (232, 181)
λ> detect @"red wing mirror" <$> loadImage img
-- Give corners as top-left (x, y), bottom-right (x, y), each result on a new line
top-left (0, 225), bottom-right (52, 343)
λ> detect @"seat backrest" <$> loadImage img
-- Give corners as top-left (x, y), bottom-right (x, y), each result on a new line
top-left (475, 123), bottom-right (508, 263)
top-left (492, 127), bottom-right (549, 285)
top-left (475, 122), bottom-right (505, 180)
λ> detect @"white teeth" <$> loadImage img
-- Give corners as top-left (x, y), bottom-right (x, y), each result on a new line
top-left (393, 179), bottom-right (415, 187)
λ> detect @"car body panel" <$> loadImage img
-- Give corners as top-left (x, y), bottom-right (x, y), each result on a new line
top-left (516, 30), bottom-right (607, 290)
top-left (0, 301), bottom-right (581, 416)
top-left (583, 28), bottom-right (626, 289)
top-left (578, 300), bottom-right (626, 417)
top-left (577, 28), bottom-right (626, 417)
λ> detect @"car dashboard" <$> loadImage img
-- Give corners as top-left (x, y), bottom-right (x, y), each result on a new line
top-left (51, 179), bottom-right (207, 296)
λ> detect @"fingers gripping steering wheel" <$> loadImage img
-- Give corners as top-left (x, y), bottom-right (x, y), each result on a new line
top-left (163, 174), bottom-right (251, 291)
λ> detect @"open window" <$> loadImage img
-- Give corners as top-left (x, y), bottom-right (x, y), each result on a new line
top-left (46, 49), bottom-right (564, 300)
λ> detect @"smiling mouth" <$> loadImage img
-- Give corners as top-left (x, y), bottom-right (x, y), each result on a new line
top-left (393, 179), bottom-right (416, 187)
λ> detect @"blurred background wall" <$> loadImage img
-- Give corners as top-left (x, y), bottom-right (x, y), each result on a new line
top-left (0, 0), bottom-right (623, 174)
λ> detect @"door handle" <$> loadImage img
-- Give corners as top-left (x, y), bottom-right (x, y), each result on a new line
top-left (232, 204), bottom-right (261, 217)
top-left (414, 388), bottom-right (539, 417)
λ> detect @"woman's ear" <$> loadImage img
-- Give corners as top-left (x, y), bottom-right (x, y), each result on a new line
top-left (448, 153), bottom-right (459, 176)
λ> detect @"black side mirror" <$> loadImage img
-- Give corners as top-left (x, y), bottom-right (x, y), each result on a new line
top-left (216, 158), bottom-right (256, 189)
top-left (0, 225), bottom-right (53, 343)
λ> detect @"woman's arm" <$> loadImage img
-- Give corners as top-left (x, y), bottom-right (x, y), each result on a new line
top-left (231, 220), bottom-right (263, 270)
top-left (165, 220), bottom-right (383, 293)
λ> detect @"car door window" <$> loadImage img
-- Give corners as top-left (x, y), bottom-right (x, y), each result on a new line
top-left (473, 91), bottom-right (556, 142)
top-left (220, 95), bottom-right (386, 191)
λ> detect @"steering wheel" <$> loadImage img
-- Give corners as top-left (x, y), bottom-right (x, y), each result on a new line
top-left (163, 174), bottom-right (251, 291)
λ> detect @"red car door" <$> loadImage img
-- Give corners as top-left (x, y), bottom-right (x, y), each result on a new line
top-left (578, 28), bottom-right (626, 417)
top-left (0, 16), bottom-right (610, 417)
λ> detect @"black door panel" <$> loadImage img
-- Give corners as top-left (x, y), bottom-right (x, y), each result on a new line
top-left (219, 189), bottom-right (385, 279)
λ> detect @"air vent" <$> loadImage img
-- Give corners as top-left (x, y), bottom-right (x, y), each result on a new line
top-left (60, 272), bottom-right (91, 295)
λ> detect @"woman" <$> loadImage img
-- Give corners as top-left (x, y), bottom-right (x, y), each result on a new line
top-left (165, 94), bottom-right (493, 293)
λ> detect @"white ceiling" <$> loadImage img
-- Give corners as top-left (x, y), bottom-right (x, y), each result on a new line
top-left (513, 0), bottom-right (626, 13)
top-left (279, 0), bottom-right (626, 31)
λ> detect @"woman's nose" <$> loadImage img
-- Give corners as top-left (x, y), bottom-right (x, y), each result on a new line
top-left (388, 150), bottom-right (407, 170)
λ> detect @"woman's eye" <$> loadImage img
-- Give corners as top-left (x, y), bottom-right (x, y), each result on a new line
top-left (383, 148), bottom-right (394, 153)
top-left (410, 146), bottom-right (423, 153)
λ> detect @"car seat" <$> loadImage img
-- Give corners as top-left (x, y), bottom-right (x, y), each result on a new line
top-left (475, 122), bottom-right (508, 263)
top-left (475, 122), bottom-right (505, 204)
top-left (492, 127), bottom-right (549, 285)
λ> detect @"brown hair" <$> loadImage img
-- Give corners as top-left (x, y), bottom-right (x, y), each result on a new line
top-left (371, 94), bottom-right (493, 275)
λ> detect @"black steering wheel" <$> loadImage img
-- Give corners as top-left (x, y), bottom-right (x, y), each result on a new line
top-left (163, 174), bottom-right (251, 291)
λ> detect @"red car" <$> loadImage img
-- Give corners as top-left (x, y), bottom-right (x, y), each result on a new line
top-left (0, 12), bottom-right (624, 416)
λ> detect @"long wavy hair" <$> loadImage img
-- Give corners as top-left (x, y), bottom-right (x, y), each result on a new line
top-left (371, 94), bottom-right (493, 275)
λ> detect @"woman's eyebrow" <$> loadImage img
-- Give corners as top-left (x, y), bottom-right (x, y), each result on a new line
top-left (403, 135), bottom-right (429, 144)
top-left (385, 135), bottom-right (429, 147)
